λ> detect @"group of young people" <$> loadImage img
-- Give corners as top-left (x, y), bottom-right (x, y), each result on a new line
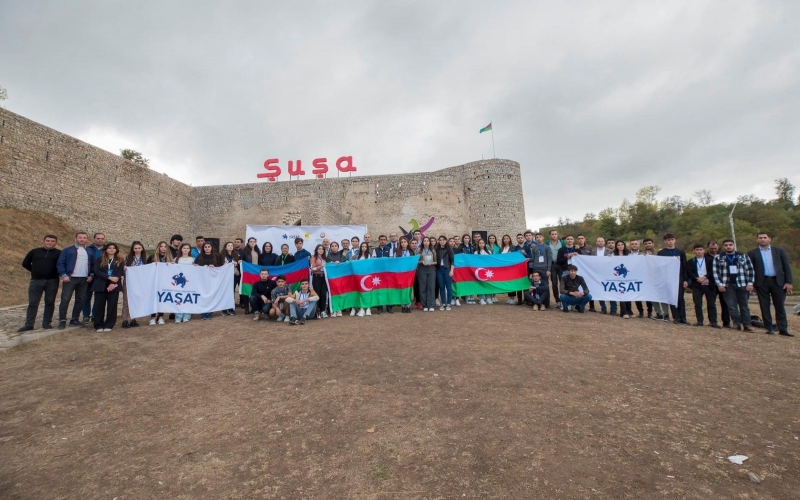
top-left (19, 228), bottom-right (794, 336)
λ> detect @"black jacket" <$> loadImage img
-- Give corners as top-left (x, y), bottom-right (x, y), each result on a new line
top-left (196, 253), bottom-right (222, 266)
top-left (259, 252), bottom-right (278, 267)
top-left (276, 253), bottom-right (295, 266)
top-left (22, 247), bottom-right (62, 280)
top-left (91, 259), bottom-right (125, 293)
top-left (252, 279), bottom-right (277, 300)
top-left (686, 255), bottom-right (716, 289)
top-left (748, 246), bottom-right (793, 288)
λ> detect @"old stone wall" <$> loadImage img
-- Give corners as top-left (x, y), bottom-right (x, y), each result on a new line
top-left (0, 108), bottom-right (527, 248)
top-left (0, 108), bottom-right (194, 247)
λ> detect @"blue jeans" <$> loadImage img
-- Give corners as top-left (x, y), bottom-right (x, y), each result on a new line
top-left (560, 293), bottom-right (593, 310)
top-left (83, 288), bottom-right (97, 319)
top-left (290, 301), bottom-right (317, 319)
top-left (599, 300), bottom-right (617, 314)
top-left (436, 267), bottom-right (453, 304)
top-left (723, 286), bottom-right (751, 327)
top-left (175, 313), bottom-right (191, 322)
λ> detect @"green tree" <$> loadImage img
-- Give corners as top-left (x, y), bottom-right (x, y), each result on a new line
top-left (774, 178), bottom-right (795, 205)
top-left (120, 149), bottom-right (150, 168)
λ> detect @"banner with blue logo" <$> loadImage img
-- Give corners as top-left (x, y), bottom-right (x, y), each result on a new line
top-left (245, 225), bottom-right (368, 254)
top-left (571, 255), bottom-right (681, 305)
top-left (126, 262), bottom-right (235, 318)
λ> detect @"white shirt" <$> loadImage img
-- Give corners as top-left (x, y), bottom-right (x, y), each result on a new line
top-left (73, 246), bottom-right (89, 277)
top-left (596, 248), bottom-right (605, 257)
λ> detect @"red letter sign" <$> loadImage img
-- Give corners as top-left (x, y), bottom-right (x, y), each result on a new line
top-left (312, 158), bottom-right (329, 178)
top-left (257, 158), bottom-right (281, 182)
top-left (336, 156), bottom-right (357, 173)
top-left (287, 159), bottom-right (305, 176)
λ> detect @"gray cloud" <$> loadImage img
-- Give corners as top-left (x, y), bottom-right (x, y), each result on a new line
top-left (2, 0), bottom-right (799, 229)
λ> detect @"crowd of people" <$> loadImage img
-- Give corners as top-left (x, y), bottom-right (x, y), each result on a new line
top-left (18, 228), bottom-right (794, 336)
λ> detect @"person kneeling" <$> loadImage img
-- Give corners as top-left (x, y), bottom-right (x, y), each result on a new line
top-left (286, 279), bottom-right (319, 325)
top-left (523, 271), bottom-right (550, 311)
top-left (559, 265), bottom-right (593, 313)
top-left (270, 275), bottom-right (292, 323)
top-left (249, 269), bottom-right (276, 321)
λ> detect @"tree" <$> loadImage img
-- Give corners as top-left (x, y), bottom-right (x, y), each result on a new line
top-left (693, 189), bottom-right (714, 206)
top-left (636, 186), bottom-right (661, 207)
top-left (774, 178), bottom-right (795, 205)
top-left (120, 149), bottom-right (150, 168)
top-left (0, 84), bottom-right (7, 102)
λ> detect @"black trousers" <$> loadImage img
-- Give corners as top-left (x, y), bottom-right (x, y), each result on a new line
top-left (550, 265), bottom-right (561, 302)
top-left (691, 286), bottom-right (718, 325)
top-left (312, 274), bottom-right (328, 314)
top-left (59, 276), bottom-right (89, 323)
top-left (25, 279), bottom-right (60, 328)
top-left (756, 277), bottom-right (788, 332)
top-left (94, 290), bottom-right (120, 329)
top-left (670, 288), bottom-right (687, 322)
top-left (634, 301), bottom-right (651, 316)
top-left (717, 289), bottom-right (730, 326)
top-left (524, 291), bottom-right (550, 307)
top-left (619, 301), bottom-right (633, 317)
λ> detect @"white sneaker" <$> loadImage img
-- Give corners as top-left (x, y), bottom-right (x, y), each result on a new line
top-left (446, 305), bottom-right (452, 311)
top-left (175, 320), bottom-right (181, 324)
top-left (149, 318), bottom-right (156, 326)
top-left (357, 309), bottom-right (365, 317)
top-left (435, 299), bottom-right (441, 307)
top-left (439, 306), bottom-right (445, 311)
top-left (365, 308), bottom-right (372, 316)
top-left (96, 328), bottom-right (103, 332)
top-left (506, 299), bottom-right (515, 305)
top-left (182, 317), bottom-right (190, 323)
top-left (276, 314), bottom-right (284, 322)
top-left (253, 312), bottom-right (260, 321)
top-left (479, 299), bottom-right (486, 305)
top-left (321, 312), bottom-right (328, 319)
top-left (450, 299), bottom-right (455, 306)
top-left (350, 309), bottom-right (356, 316)
top-left (157, 318), bottom-right (165, 325)
top-left (455, 299), bottom-right (461, 307)
top-left (103, 328), bottom-right (112, 332)
top-left (423, 308), bottom-right (428, 312)
top-left (284, 316), bottom-right (291, 323)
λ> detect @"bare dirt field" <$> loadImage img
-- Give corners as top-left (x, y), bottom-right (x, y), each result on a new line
top-left (1, 305), bottom-right (798, 499)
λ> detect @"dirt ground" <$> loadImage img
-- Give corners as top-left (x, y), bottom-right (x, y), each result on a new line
top-left (1, 305), bottom-right (798, 500)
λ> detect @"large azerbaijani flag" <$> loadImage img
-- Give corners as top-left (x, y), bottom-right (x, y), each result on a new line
top-left (240, 258), bottom-right (309, 295)
top-left (326, 256), bottom-right (418, 310)
top-left (452, 253), bottom-right (529, 295)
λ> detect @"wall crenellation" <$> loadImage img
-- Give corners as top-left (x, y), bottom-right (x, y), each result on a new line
top-left (1, 108), bottom-right (527, 248)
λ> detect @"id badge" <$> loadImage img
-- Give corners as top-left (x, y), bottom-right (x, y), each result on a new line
top-left (538, 256), bottom-right (544, 263)
top-left (729, 266), bottom-right (738, 274)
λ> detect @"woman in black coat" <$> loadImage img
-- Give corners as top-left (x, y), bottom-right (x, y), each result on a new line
top-left (92, 243), bottom-right (125, 332)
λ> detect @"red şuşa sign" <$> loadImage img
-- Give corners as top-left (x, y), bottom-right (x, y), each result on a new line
top-left (258, 156), bottom-right (357, 182)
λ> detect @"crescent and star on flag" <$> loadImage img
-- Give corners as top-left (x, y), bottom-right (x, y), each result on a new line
top-left (359, 275), bottom-right (382, 291)
top-left (474, 268), bottom-right (494, 281)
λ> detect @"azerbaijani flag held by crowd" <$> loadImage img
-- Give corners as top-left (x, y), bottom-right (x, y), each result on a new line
top-left (240, 258), bottom-right (309, 295)
top-left (453, 252), bottom-right (529, 296)
top-left (326, 256), bottom-right (418, 310)
top-left (479, 122), bottom-right (492, 133)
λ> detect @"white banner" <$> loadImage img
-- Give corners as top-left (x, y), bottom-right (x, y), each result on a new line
top-left (126, 263), bottom-right (235, 317)
top-left (245, 225), bottom-right (368, 251)
top-left (571, 255), bottom-right (681, 305)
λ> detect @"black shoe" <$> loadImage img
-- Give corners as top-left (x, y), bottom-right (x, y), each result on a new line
top-left (575, 307), bottom-right (584, 313)
top-left (57, 322), bottom-right (66, 330)
top-left (723, 324), bottom-right (732, 329)
top-left (300, 317), bottom-right (306, 325)
top-left (121, 321), bottom-right (130, 329)
top-left (169, 313), bottom-right (176, 320)
top-left (562, 307), bottom-right (569, 313)
top-left (654, 314), bottom-right (663, 321)
top-left (600, 310), bottom-right (607, 314)
top-left (709, 323), bottom-right (721, 329)
top-left (692, 322), bottom-right (703, 327)
top-left (42, 324), bottom-right (53, 330)
top-left (69, 320), bottom-right (85, 328)
top-left (679, 320), bottom-right (690, 325)
top-left (638, 312), bottom-right (644, 318)
top-left (17, 326), bottom-right (34, 333)
top-left (673, 320), bottom-right (680, 325)
top-left (289, 317), bottom-right (297, 325)
top-left (779, 331), bottom-right (794, 337)
top-left (84, 316), bottom-right (92, 324)
top-left (130, 320), bottom-right (139, 327)
top-left (743, 326), bottom-right (755, 332)
top-left (765, 327), bottom-right (775, 335)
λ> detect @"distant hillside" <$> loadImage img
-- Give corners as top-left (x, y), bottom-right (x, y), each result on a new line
top-left (0, 208), bottom-right (81, 307)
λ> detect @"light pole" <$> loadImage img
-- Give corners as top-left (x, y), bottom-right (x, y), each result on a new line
top-left (729, 201), bottom-right (738, 250)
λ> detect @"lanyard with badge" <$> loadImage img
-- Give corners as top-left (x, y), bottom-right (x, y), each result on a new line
top-left (726, 254), bottom-right (738, 274)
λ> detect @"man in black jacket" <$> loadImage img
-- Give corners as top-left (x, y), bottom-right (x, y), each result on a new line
top-left (748, 232), bottom-right (794, 336)
top-left (657, 233), bottom-right (689, 325)
top-left (19, 235), bottom-right (62, 332)
top-left (686, 244), bottom-right (719, 328)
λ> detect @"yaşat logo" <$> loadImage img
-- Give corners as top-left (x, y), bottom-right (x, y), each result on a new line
top-left (159, 273), bottom-right (201, 306)
top-left (602, 264), bottom-right (642, 294)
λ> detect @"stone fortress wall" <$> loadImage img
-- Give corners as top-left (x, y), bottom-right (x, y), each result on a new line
top-left (0, 108), bottom-right (527, 247)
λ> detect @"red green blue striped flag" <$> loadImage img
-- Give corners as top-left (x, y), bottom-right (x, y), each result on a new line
top-left (326, 256), bottom-right (418, 310)
top-left (240, 258), bottom-right (309, 295)
top-left (479, 123), bottom-right (492, 133)
top-left (452, 253), bottom-right (529, 295)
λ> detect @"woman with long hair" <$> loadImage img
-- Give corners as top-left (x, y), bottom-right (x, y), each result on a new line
top-left (355, 242), bottom-right (371, 317)
top-left (418, 237), bottom-right (437, 312)
top-left (436, 235), bottom-right (455, 311)
top-left (240, 237), bottom-right (260, 314)
top-left (220, 241), bottom-right (240, 316)
top-left (395, 237), bottom-right (414, 313)
top-left (173, 243), bottom-right (194, 324)
top-left (614, 240), bottom-right (633, 319)
top-left (92, 243), bottom-right (125, 332)
top-left (325, 241), bottom-right (345, 317)
top-left (258, 242), bottom-right (278, 267)
top-left (488, 234), bottom-right (500, 254)
top-left (147, 240), bottom-right (171, 324)
top-left (475, 239), bottom-right (492, 305)
top-left (310, 244), bottom-right (329, 318)
top-left (121, 241), bottom-right (147, 329)
top-left (196, 242), bottom-right (221, 320)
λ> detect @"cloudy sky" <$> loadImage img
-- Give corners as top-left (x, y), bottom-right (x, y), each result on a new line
top-left (2, 0), bottom-right (799, 229)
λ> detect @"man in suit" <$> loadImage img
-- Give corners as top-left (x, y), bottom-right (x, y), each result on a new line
top-left (686, 244), bottom-right (720, 328)
top-left (748, 232), bottom-right (794, 336)
top-left (657, 233), bottom-right (689, 325)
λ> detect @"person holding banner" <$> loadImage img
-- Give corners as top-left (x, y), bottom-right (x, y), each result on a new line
top-left (270, 275), bottom-right (292, 322)
top-left (311, 245), bottom-right (329, 318)
top-left (173, 243), bottom-right (195, 323)
top-left (657, 234), bottom-right (689, 325)
top-left (613, 241), bottom-right (633, 319)
top-left (286, 278), bottom-right (319, 325)
top-left (418, 237), bottom-right (437, 312)
top-left (277, 244), bottom-right (295, 266)
top-left (436, 236), bottom-right (455, 311)
top-left (259, 242), bottom-right (278, 267)
top-left (475, 239), bottom-right (493, 305)
top-left (196, 243), bottom-right (222, 320)
top-left (559, 265), bottom-right (592, 313)
top-left (326, 241), bottom-right (346, 317)
top-left (354, 242), bottom-right (371, 317)
top-left (240, 238), bottom-right (260, 314)
top-left (92, 243), bottom-right (125, 332)
top-left (220, 242), bottom-right (240, 316)
top-left (250, 269), bottom-right (276, 321)
top-left (395, 237), bottom-right (414, 313)
top-left (120, 241), bottom-right (147, 328)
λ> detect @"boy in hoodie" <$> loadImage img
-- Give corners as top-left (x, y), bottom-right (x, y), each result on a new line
top-left (524, 271), bottom-right (550, 311)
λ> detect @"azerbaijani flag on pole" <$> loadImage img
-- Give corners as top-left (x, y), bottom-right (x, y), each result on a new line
top-left (326, 256), bottom-right (418, 310)
top-left (240, 258), bottom-right (309, 295)
top-left (479, 122), bottom-right (492, 133)
top-left (453, 253), bottom-right (529, 295)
